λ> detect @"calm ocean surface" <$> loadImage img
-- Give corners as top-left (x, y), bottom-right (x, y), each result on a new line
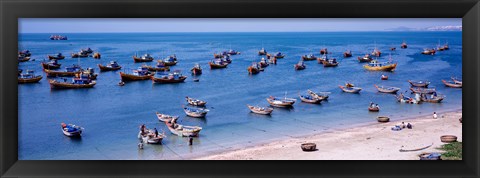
top-left (18, 32), bottom-right (462, 160)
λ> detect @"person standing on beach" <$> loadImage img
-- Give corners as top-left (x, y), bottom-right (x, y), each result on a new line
top-left (433, 112), bottom-right (438, 119)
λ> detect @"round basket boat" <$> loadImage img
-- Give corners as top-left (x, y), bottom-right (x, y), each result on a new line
top-left (301, 143), bottom-right (317, 152)
top-left (440, 135), bottom-right (457, 143)
top-left (377, 116), bottom-right (390, 123)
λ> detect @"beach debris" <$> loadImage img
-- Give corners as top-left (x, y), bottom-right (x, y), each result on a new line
top-left (440, 135), bottom-right (457, 143)
top-left (399, 143), bottom-right (433, 152)
top-left (391, 125), bottom-right (402, 131)
top-left (419, 152), bottom-right (442, 160)
top-left (301, 143), bottom-right (317, 152)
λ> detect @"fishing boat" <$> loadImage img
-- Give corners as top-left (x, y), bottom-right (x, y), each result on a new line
top-left (18, 70), bottom-right (42, 83)
top-left (50, 35), bottom-right (68, 40)
top-left (71, 52), bottom-right (89, 58)
top-left (258, 48), bottom-right (267, 55)
top-left (119, 66), bottom-right (155, 81)
top-left (44, 64), bottom-right (82, 77)
top-left (145, 60), bottom-right (170, 71)
top-left (451, 77), bottom-right (462, 85)
top-left (151, 70), bottom-right (187, 84)
top-left (165, 118), bottom-right (202, 137)
top-left (298, 94), bottom-right (321, 104)
top-left (374, 84), bottom-right (400, 94)
top-left (258, 58), bottom-right (269, 68)
top-left (93, 52), bottom-right (101, 59)
top-left (191, 63), bottom-right (202, 75)
top-left (247, 62), bottom-right (261, 74)
top-left (322, 58), bottom-right (339, 67)
top-left (357, 54), bottom-right (373, 63)
top-left (266, 95), bottom-right (296, 107)
top-left (140, 129), bottom-right (166, 144)
top-left (133, 53), bottom-right (154, 62)
top-left (381, 75), bottom-right (388, 80)
top-left (410, 87), bottom-right (436, 94)
top-left (396, 93), bottom-right (420, 104)
top-left (343, 50), bottom-right (353, 58)
top-left (294, 60), bottom-right (306, 70)
top-left (339, 85), bottom-right (362, 93)
top-left (98, 61), bottom-right (122, 71)
top-left (442, 79), bottom-right (462, 88)
top-left (163, 55), bottom-right (177, 66)
top-left (401, 41), bottom-right (408, 49)
top-left (41, 60), bottom-right (62, 70)
top-left (307, 90), bottom-right (329, 100)
top-left (302, 54), bottom-right (317, 61)
top-left (246, 105), bottom-right (273, 115)
top-left (408, 80), bottom-right (430, 88)
top-left (183, 106), bottom-right (209, 118)
top-left (371, 47), bottom-right (381, 57)
top-left (368, 103), bottom-right (380, 112)
top-left (81, 48), bottom-right (94, 54)
top-left (421, 48), bottom-right (436, 55)
top-left (19, 50), bottom-right (31, 57)
top-left (273, 52), bottom-right (285, 59)
top-left (49, 75), bottom-right (96, 89)
top-left (209, 59), bottom-right (228, 69)
top-left (186, 96), bottom-right (207, 106)
top-left (47, 53), bottom-right (65, 60)
top-left (78, 68), bottom-right (98, 80)
top-left (221, 55), bottom-right (232, 64)
top-left (155, 112), bottom-right (179, 122)
top-left (227, 49), bottom-right (240, 55)
top-left (363, 60), bottom-right (397, 71)
top-left (420, 93), bottom-right (445, 103)
top-left (320, 48), bottom-right (328, 55)
top-left (61, 123), bottom-right (83, 137)
top-left (18, 55), bottom-right (30, 62)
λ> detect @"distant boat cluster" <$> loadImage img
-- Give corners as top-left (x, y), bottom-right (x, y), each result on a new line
top-left (49, 35), bottom-right (68, 40)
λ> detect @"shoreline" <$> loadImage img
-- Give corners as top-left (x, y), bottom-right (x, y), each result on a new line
top-left (194, 109), bottom-right (462, 160)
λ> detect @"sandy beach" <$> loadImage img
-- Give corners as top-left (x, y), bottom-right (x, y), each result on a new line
top-left (195, 110), bottom-right (462, 160)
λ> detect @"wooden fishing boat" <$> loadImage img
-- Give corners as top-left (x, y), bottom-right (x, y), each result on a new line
top-left (145, 61), bottom-right (170, 71)
top-left (302, 54), bottom-right (317, 61)
top-left (41, 60), bottom-right (61, 70)
top-left (246, 104), bottom-right (274, 115)
top-left (163, 55), bottom-right (177, 66)
top-left (410, 87), bottom-right (436, 94)
top-left (18, 70), bottom-right (42, 83)
top-left (183, 106), bottom-right (209, 118)
top-left (320, 48), bottom-right (328, 55)
top-left (18, 55), bottom-right (30, 62)
top-left (155, 112), bottom-right (179, 122)
top-left (273, 52), bottom-right (285, 59)
top-left (266, 95), bottom-right (296, 107)
top-left (78, 68), bottom-right (98, 80)
top-left (377, 116), bottom-right (390, 123)
top-left (71, 52), bottom-right (89, 58)
top-left (369, 106), bottom-right (380, 112)
top-left (186, 96), bottom-right (207, 106)
top-left (98, 61), bottom-right (122, 71)
top-left (221, 55), bottom-right (232, 64)
top-left (119, 67), bottom-right (155, 81)
top-left (420, 93), bottom-right (445, 103)
top-left (421, 48), bottom-right (436, 55)
top-left (133, 53), bottom-right (154, 62)
top-left (408, 80), bottom-right (430, 88)
top-left (374, 84), bottom-right (400, 94)
top-left (49, 77), bottom-right (96, 89)
top-left (227, 49), bottom-right (240, 55)
top-left (258, 48), bottom-right (267, 55)
top-left (363, 60), bottom-right (397, 71)
top-left (371, 47), bottom-right (381, 57)
top-left (343, 50), bottom-right (352, 57)
top-left (81, 48), bottom-right (94, 54)
top-left (357, 54), bottom-right (373, 63)
top-left (298, 94), bottom-right (321, 104)
top-left (322, 59), bottom-right (339, 67)
top-left (44, 64), bottom-right (82, 77)
top-left (307, 90), bottom-right (329, 100)
top-left (164, 119), bottom-right (202, 137)
top-left (92, 52), bottom-right (101, 59)
top-left (61, 123), bottom-right (83, 137)
top-left (294, 60), bottom-right (306, 70)
top-left (401, 41), bottom-right (408, 49)
top-left (151, 70), bottom-right (187, 83)
top-left (18, 50), bottom-right (31, 57)
top-left (339, 85), bottom-right (362, 93)
top-left (209, 59), bottom-right (228, 69)
top-left (451, 77), bottom-right (462, 85)
top-left (191, 63), bottom-right (202, 75)
top-left (247, 63), bottom-right (261, 74)
top-left (140, 129), bottom-right (165, 144)
top-left (47, 53), bottom-right (65, 60)
top-left (381, 75), bottom-right (388, 80)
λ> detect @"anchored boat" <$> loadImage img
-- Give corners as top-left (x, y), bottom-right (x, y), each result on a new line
top-left (165, 118), bottom-right (202, 137)
top-left (48, 53), bottom-right (65, 60)
top-left (119, 66), bottom-right (155, 81)
top-left (98, 61), bottom-right (122, 71)
top-left (41, 59), bottom-right (62, 70)
top-left (61, 123), bottom-right (83, 137)
top-left (151, 70), bottom-right (187, 84)
top-left (133, 53), bottom-right (154, 63)
top-left (18, 70), bottom-right (42, 83)
top-left (374, 84), bottom-right (400, 94)
top-left (183, 106), bottom-right (209, 118)
top-left (186, 96), bottom-right (207, 106)
top-left (191, 63), bottom-right (202, 75)
top-left (363, 60), bottom-right (397, 71)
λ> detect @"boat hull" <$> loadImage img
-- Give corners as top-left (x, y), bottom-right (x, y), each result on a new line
top-left (49, 80), bottom-right (96, 89)
top-left (48, 55), bottom-right (65, 60)
top-left (266, 98), bottom-right (295, 107)
top-left (98, 64), bottom-right (122, 71)
top-left (363, 63), bottom-right (397, 71)
top-left (133, 56), bottom-right (154, 63)
top-left (209, 62), bottom-right (228, 69)
top-left (119, 72), bottom-right (154, 81)
top-left (18, 76), bottom-right (43, 83)
top-left (191, 68), bottom-right (202, 75)
top-left (339, 86), bottom-right (361, 93)
top-left (442, 80), bottom-right (462, 88)
top-left (41, 63), bottom-right (61, 70)
top-left (374, 85), bottom-right (400, 94)
top-left (247, 105), bottom-right (273, 115)
top-left (44, 69), bottom-right (81, 77)
top-left (146, 66), bottom-right (170, 72)
top-left (151, 76), bottom-right (187, 83)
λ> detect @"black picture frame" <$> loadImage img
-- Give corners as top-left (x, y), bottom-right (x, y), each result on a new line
top-left (1, 0), bottom-right (479, 177)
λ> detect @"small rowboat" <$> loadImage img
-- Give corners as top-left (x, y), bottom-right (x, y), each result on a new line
top-left (247, 104), bottom-right (273, 115)
top-left (421, 48), bottom-right (436, 55)
top-left (183, 106), bottom-right (209, 118)
top-left (357, 54), bottom-right (373, 63)
top-left (377, 116), bottom-right (390, 123)
top-left (98, 61), bottom-right (122, 71)
top-left (247, 64), bottom-right (261, 74)
top-left (368, 106), bottom-right (380, 112)
top-left (420, 93), bottom-right (445, 103)
top-left (61, 123), bottom-right (83, 137)
top-left (294, 60), bottom-right (306, 70)
top-left (140, 130), bottom-right (166, 144)
top-left (155, 112), bottom-right (179, 122)
top-left (145, 62), bottom-right (170, 72)
top-left (320, 48), bottom-right (328, 55)
top-left (186, 96), bottom-right (207, 106)
top-left (19, 50), bottom-right (31, 56)
top-left (339, 85), bottom-right (362, 93)
top-left (408, 80), bottom-right (430, 88)
top-left (442, 79), bottom-right (462, 88)
top-left (209, 61), bottom-right (228, 69)
top-left (302, 54), bottom-right (317, 61)
top-left (410, 87), bottom-right (436, 94)
top-left (266, 96), bottom-right (296, 107)
top-left (191, 64), bottom-right (202, 75)
top-left (401, 41), bottom-right (408, 49)
top-left (133, 54), bottom-right (154, 63)
top-left (48, 53), bottom-right (65, 60)
top-left (18, 70), bottom-right (42, 83)
top-left (151, 71), bottom-right (187, 84)
top-left (443, 43), bottom-right (449, 50)
top-left (322, 59), bottom-right (339, 67)
top-left (273, 52), bottom-right (285, 59)
top-left (165, 120), bottom-right (202, 137)
top-left (41, 60), bottom-right (62, 70)
top-left (374, 84), bottom-right (400, 94)
top-left (381, 75), bottom-right (388, 80)
top-left (307, 90), bottom-right (329, 100)
top-left (258, 57), bottom-right (269, 68)
top-left (343, 50), bottom-right (352, 57)
top-left (299, 94), bottom-right (321, 104)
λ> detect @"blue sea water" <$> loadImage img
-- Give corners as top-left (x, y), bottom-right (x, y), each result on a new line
top-left (18, 32), bottom-right (462, 160)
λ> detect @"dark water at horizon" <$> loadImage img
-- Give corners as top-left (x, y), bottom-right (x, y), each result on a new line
top-left (18, 32), bottom-right (462, 160)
